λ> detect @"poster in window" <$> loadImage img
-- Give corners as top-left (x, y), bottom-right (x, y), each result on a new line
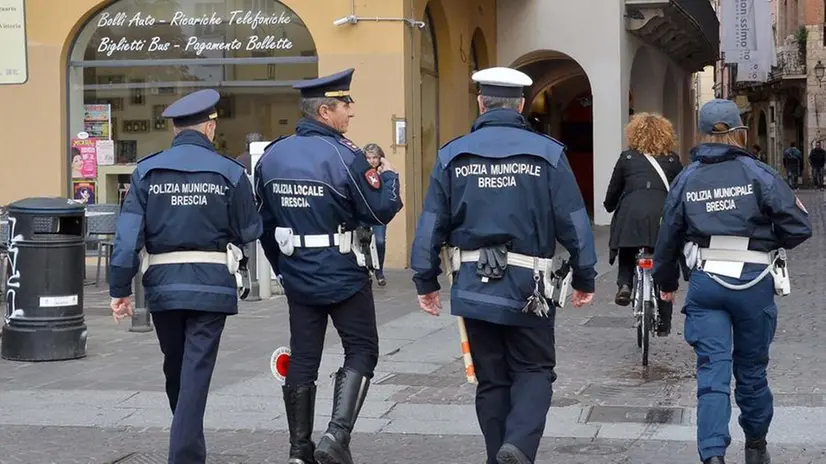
top-left (71, 138), bottom-right (98, 178)
top-left (72, 181), bottom-right (97, 205)
top-left (83, 104), bottom-right (111, 139)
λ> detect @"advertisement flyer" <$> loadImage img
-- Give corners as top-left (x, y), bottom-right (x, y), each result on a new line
top-left (72, 181), bottom-right (97, 205)
top-left (71, 138), bottom-right (98, 179)
top-left (83, 104), bottom-right (111, 139)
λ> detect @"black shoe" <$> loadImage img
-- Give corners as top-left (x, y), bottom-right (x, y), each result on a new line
top-left (745, 436), bottom-right (770, 464)
top-left (702, 457), bottom-right (725, 464)
top-left (283, 384), bottom-right (317, 464)
top-left (615, 285), bottom-right (631, 306)
top-left (657, 302), bottom-right (672, 337)
top-left (496, 443), bottom-right (532, 464)
top-left (375, 271), bottom-right (386, 287)
top-left (314, 368), bottom-right (370, 464)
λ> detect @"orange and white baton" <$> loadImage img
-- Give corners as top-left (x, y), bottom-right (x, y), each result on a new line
top-left (441, 247), bottom-right (477, 384)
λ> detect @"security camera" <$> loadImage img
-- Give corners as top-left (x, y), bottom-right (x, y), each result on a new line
top-left (333, 16), bottom-right (356, 26)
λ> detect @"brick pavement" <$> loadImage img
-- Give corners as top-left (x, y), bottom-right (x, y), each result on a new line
top-left (1, 192), bottom-right (825, 463)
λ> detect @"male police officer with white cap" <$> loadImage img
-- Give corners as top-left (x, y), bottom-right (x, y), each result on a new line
top-left (110, 89), bottom-right (263, 463)
top-left (255, 68), bottom-right (403, 464)
top-left (410, 67), bottom-right (598, 464)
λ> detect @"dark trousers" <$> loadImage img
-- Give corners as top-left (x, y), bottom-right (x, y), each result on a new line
top-left (683, 271), bottom-right (777, 461)
top-left (616, 247), bottom-right (637, 288)
top-left (813, 166), bottom-right (824, 188)
top-left (152, 310), bottom-right (227, 464)
top-left (465, 317), bottom-right (557, 464)
top-left (374, 225), bottom-right (386, 273)
top-left (286, 282), bottom-right (379, 386)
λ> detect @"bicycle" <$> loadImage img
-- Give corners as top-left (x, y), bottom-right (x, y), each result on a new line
top-left (632, 247), bottom-right (661, 366)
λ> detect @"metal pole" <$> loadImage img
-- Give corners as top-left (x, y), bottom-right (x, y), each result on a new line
top-left (257, 241), bottom-right (272, 299)
top-left (245, 242), bottom-right (261, 301)
top-left (129, 268), bottom-right (152, 333)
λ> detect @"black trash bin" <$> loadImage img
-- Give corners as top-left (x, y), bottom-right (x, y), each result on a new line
top-left (1, 197), bottom-right (87, 361)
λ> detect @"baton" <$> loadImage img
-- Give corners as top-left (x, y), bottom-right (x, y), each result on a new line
top-left (441, 247), bottom-right (477, 384)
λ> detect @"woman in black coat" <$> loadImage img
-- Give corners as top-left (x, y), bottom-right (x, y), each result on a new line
top-left (604, 112), bottom-right (683, 336)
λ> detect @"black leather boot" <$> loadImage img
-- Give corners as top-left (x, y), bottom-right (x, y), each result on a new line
top-left (745, 436), bottom-right (771, 464)
top-left (313, 368), bottom-right (370, 464)
top-left (702, 457), bottom-right (725, 464)
top-left (496, 443), bottom-right (532, 464)
top-left (615, 284), bottom-right (632, 306)
top-left (283, 384), bottom-right (317, 464)
top-left (657, 300), bottom-right (673, 336)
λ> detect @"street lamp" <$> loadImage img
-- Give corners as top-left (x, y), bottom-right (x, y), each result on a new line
top-left (815, 60), bottom-right (825, 86)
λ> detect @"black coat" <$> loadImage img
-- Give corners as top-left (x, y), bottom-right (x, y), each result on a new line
top-left (604, 150), bottom-right (683, 264)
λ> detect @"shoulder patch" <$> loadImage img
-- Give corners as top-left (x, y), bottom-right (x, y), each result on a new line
top-left (137, 151), bottom-right (163, 163)
top-left (338, 138), bottom-right (362, 153)
top-left (364, 168), bottom-right (381, 190)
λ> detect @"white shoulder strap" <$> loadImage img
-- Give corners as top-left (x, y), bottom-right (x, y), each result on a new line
top-left (643, 153), bottom-right (670, 192)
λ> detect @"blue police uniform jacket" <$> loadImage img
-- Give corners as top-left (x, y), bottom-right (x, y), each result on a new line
top-left (110, 130), bottom-right (264, 314)
top-left (410, 108), bottom-right (598, 327)
top-left (255, 118), bottom-right (403, 305)
top-left (653, 142), bottom-right (813, 291)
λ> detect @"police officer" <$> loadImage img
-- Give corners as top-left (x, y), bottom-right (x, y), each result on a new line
top-left (255, 68), bottom-right (403, 464)
top-left (109, 89), bottom-right (263, 464)
top-left (653, 99), bottom-right (812, 464)
top-left (410, 67), bottom-right (598, 464)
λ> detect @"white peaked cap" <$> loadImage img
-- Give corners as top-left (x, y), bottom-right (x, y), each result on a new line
top-left (471, 67), bottom-right (533, 98)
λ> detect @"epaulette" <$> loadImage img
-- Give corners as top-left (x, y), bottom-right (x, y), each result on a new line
top-left (538, 132), bottom-right (566, 150)
top-left (439, 134), bottom-right (464, 150)
top-left (222, 153), bottom-right (246, 169)
top-left (264, 135), bottom-right (289, 152)
top-left (137, 151), bottom-right (163, 163)
top-left (338, 137), bottom-right (362, 153)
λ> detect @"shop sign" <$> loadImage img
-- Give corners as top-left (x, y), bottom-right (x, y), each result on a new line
top-left (0, 0), bottom-right (27, 85)
top-left (94, 9), bottom-right (296, 57)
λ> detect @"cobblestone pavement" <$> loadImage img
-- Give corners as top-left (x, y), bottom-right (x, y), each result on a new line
top-left (1, 191), bottom-right (825, 463)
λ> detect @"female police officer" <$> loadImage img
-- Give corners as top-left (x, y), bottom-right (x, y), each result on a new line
top-left (652, 99), bottom-right (812, 464)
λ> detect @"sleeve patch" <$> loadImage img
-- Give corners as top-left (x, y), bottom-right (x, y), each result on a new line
top-left (339, 138), bottom-right (361, 153)
top-left (364, 168), bottom-right (381, 189)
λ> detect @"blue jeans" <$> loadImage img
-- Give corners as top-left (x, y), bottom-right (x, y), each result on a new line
top-left (373, 225), bottom-right (386, 273)
top-left (683, 270), bottom-right (777, 461)
top-left (813, 166), bottom-right (824, 188)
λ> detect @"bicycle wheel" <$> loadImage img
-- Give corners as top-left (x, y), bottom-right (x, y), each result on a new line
top-left (641, 300), bottom-right (654, 366)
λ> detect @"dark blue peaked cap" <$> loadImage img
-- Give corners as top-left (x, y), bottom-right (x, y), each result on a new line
top-left (162, 89), bottom-right (221, 126)
top-left (293, 68), bottom-right (355, 103)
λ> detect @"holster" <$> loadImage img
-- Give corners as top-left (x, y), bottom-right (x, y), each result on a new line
top-left (275, 227), bottom-right (295, 256)
top-left (543, 259), bottom-right (572, 308)
top-left (226, 243), bottom-right (250, 300)
top-left (770, 249), bottom-right (791, 296)
top-left (475, 245), bottom-right (508, 281)
top-left (338, 224), bottom-right (353, 254)
top-left (352, 226), bottom-right (379, 270)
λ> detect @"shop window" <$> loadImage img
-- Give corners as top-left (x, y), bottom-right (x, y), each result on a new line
top-left (67, 0), bottom-right (317, 205)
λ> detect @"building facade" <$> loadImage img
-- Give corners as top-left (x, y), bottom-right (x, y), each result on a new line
top-left (728, 0), bottom-right (826, 176)
top-left (0, 0), bottom-right (717, 269)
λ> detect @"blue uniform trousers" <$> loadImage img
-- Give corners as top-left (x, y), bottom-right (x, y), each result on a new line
top-left (683, 271), bottom-right (778, 461)
top-left (285, 282), bottom-right (379, 386)
top-left (464, 316), bottom-right (557, 464)
top-left (152, 310), bottom-right (227, 464)
top-left (373, 225), bottom-right (386, 273)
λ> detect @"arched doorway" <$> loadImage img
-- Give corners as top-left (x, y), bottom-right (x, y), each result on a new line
top-left (514, 51), bottom-right (594, 217)
top-left (66, 0), bottom-right (318, 204)
top-left (420, 6), bottom-right (440, 194)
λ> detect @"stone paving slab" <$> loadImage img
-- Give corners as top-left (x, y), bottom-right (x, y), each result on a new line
top-left (3, 426), bottom-right (826, 464)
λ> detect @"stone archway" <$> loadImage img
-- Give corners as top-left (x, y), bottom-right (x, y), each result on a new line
top-left (662, 65), bottom-right (680, 145)
top-left (513, 50), bottom-right (595, 217)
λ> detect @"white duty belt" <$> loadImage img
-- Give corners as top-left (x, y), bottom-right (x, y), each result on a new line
top-left (139, 243), bottom-right (247, 297)
top-left (684, 240), bottom-right (789, 296)
top-left (455, 249), bottom-right (553, 270)
top-left (697, 248), bottom-right (772, 265)
top-left (449, 247), bottom-right (573, 308)
top-left (274, 226), bottom-right (378, 270)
